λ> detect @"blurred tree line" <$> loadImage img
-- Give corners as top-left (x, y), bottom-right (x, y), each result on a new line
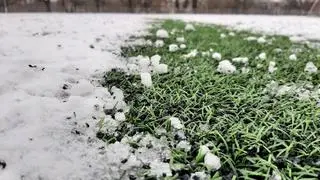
top-left (1, 0), bottom-right (319, 15)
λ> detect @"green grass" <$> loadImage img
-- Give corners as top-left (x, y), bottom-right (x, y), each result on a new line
top-left (102, 20), bottom-right (320, 179)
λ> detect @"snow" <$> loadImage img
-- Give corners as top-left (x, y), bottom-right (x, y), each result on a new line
top-left (229, 32), bottom-right (235, 36)
top-left (156, 29), bottom-right (169, 39)
top-left (241, 67), bottom-right (250, 74)
top-left (257, 37), bottom-right (267, 44)
top-left (2, 13), bottom-right (320, 179)
top-left (246, 36), bottom-right (257, 41)
top-left (258, 52), bottom-right (267, 60)
top-left (115, 112), bottom-right (126, 122)
top-left (204, 153), bottom-right (221, 170)
top-left (176, 141), bottom-right (191, 151)
top-left (232, 57), bottom-right (249, 64)
top-left (220, 33), bottom-right (226, 38)
top-left (169, 44), bottom-right (179, 52)
top-left (176, 37), bottom-right (185, 43)
top-left (0, 14), bottom-right (148, 180)
top-left (154, 39), bottom-right (165, 48)
top-left (154, 64), bottom-right (168, 74)
top-left (166, 15), bottom-right (320, 42)
top-left (217, 60), bottom-right (236, 74)
top-left (180, 44), bottom-right (187, 49)
top-left (270, 171), bottom-right (282, 180)
top-left (190, 171), bottom-right (208, 180)
top-left (289, 54), bottom-right (297, 61)
top-left (150, 161), bottom-right (172, 177)
top-left (185, 23), bottom-right (195, 31)
top-left (138, 56), bottom-right (151, 71)
top-left (150, 54), bottom-right (161, 66)
top-left (198, 145), bottom-right (210, 157)
top-left (170, 117), bottom-right (184, 129)
top-left (140, 72), bottom-right (153, 87)
top-left (274, 48), bottom-right (283, 53)
top-left (146, 39), bottom-right (153, 46)
top-left (212, 52), bottom-right (222, 60)
top-left (305, 62), bottom-right (318, 73)
top-left (183, 49), bottom-right (198, 58)
top-left (268, 61), bottom-right (277, 73)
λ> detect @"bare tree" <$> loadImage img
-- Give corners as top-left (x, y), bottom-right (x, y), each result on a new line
top-left (1, 0), bottom-right (19, 12)
top-left (192, 0), bottom-right (197, 11)
top-left (141, 0), bottom-right (152, 12)
top-left (309, 0), bottom-right (319, 14)
top-left (63, 0), bottom-right (87, 12)
top-left (41, 0), bottom-right (51, 12)
top-left (3, 0), bottom-right (8, 12)
top-left (120, 0), bottom-right (134, 12)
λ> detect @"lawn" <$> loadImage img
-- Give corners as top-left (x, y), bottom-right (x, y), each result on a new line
top-left (102, 20), bottom-right (320, 179)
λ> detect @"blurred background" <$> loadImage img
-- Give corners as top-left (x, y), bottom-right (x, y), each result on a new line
top-left (0, 0), bottom-right (319, 15)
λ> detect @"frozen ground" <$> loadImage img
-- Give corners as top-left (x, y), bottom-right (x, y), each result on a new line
top-left (0, 14), bottom-right (148, 180)
top-left (0, 14), bottom-right (320, 179)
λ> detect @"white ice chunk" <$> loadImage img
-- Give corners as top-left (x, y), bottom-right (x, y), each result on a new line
top-left (140, 72), bottom-right (152, 87)
top-left (217, 60), bottom-right (236, 74)
top-left (156, 29), bottom-right (169, 38)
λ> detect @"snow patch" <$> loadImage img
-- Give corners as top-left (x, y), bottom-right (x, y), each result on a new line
top-left (204, 153), bottom-right (221, 170)
top-left (212, 52), bottom-right (222, 60)
top-left (154, 64), bottom-right (168, 74)
top-left (170, 117), bottom-right (184, 129)
top-left (258, 52), bottom-right (267, 60)
top-left (268, 61), bottom-right (277, 73)
top-left (180, 44), bottom-right (187, 49)
top-left (176, 37), bottom-right (185, 43)
top-left (305, 62), bottom-right (318, 74)
top-left (232, 57), bottom-right (249, 64)
top-left (156, 29), bottom-right (169, 39)
top-left (140, 72), bottom-right (153, 87)
top-left (289, 54), bottom-right (297, 61)
top-left (155, 40), bottom-right (165, 48)
top-left (185, 23), bottom-right (195, 31)
top-left (217, 60), bottom-right (236, 74)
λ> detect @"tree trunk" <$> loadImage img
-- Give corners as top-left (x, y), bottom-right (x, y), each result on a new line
top-left (3, 0), bottom-right (8, 12)
top-left (128, 0), bottom-right (133, 12)
top-left (192, 0), bottom-right (197, 11)
top-left (44, 0), bottom-right (51, 12)
top-left (95, 0), bottom-right (100, 12)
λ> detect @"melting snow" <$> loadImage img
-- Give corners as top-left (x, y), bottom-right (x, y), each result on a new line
top-left (170, 117), bottom-right (184, 129)
top-left (150, 54), bottom-right (161, 66)
top-left (169, 44), bottom-right (179, 52)
top-left (154, 64), bottom-right (168, 74)
top-left (0, 14), bottom-right (148, 180)
top-left (156, 29), bottom-right (169, 39)
top-left (268, 61), bottom-right (277, 73)
top-left (289, 54), bottom-right (297, 61)
top-left (155, 39), bottom-right (165, 48)
top-left (232, 57), bottom-right (249, 64)
top-left (140, 72), bottom-right (153, 87)
top-left (185, 23), bottom-right (195, 31)
top-left (176, 37), bottom-right (185, 43)
top-left (305, 62), bottom-right (318, 73)
top-left (212, 52), bottom-right (222, 60)
top-left (220, 33), bottom-right (226, 38)
top-left (257, 36), bottom-right (267, 44)
top-left (204, 153), bottom-right (221, 171)
top-left (217, 60), bottom-right (236, 74)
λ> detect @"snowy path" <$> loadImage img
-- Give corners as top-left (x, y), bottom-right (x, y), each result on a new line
top-left (0, 14), bottom-right (319, 180)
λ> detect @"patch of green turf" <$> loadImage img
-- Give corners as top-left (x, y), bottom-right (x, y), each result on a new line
top-left (104, 20), bottom-right (320, 179)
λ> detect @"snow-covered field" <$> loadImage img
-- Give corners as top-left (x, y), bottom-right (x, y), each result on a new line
top-left (0, 14), bottom-right (320, 179)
